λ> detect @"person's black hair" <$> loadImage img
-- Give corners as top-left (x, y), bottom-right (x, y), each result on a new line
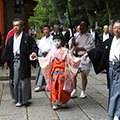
top-left (53, 35), bottom-right (63, 41)
top-left (80, 21), bottom-right (88, 28)
top-left (12, 18), bottom-right (24, 26)
top-left (91, 24), bottom-right (95, 28)
top-left (50, 25), bottom-right (53, 27)
top-left (43, 24), bottom-right (50, 29)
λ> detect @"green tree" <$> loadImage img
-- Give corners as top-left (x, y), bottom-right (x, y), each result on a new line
top-left (29, 0), bottom-right (60, 31)
top-left (29, 0), bottom-right (120, 31)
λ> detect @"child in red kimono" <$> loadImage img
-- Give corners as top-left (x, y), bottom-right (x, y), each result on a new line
top-left (38, 35), bottom-right (81, 110)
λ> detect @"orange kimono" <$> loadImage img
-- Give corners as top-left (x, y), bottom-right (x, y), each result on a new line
top-left (38, 47), bottom-right (81, 104)
top-left (51, 59), bottom-right (70, 103)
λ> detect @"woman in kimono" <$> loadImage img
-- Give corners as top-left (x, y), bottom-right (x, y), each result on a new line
top-left (38, 35), bottom-right (81, 110)
top-left (81, 20), bottom-right (120, 120)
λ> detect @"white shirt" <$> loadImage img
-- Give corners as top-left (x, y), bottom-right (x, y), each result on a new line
top-left (109, 36), bottom-right (120, 62)
top-left (53, 31), bottom-right (60, 35)
top-left (90, 29), bottom-right (95, 40)
top-left (38, 35), bottom-right (55, 53)
top-left (103, 33), bottom-right (109, 42)
top-left (69, 32), bottom-right (95, 56)
top-left (69, 28), bottom-right (72, 38)
top-left (13, 31), bottom-right (23, 55)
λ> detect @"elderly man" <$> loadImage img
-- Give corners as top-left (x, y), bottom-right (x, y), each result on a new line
top-left (69, 21), bottom-right (95, 98)
top-left (52, 25), bottom-right (60, 36)
top-left (82, 20), bottom-right (120, 120)
top-left (2, 18), bottom-right (38, 107)
top-left (99, 25), bottom-right (112, 43)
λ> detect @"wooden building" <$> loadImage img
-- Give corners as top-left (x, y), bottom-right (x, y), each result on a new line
top-left (0, 0), bottom-right (37, 64)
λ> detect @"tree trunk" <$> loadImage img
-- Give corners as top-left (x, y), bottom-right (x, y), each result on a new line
top-left (87, 13), bottom-right (96, 25)
top-left (82, 0), bottom-right (96, 25)
top-left (105, 0), bottom-right (112, 24)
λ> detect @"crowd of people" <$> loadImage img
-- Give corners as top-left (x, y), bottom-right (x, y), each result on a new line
top-left (2, 18), bottom-right (120, 120)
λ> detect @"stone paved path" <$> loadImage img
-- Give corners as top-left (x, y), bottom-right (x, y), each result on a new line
top-left (0, 67), bottom-right (111, 120)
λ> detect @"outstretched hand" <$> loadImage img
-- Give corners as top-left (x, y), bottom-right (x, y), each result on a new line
top-left (81, 52), bottom-right (88, 60)
top-left (31, 52), bottom-right (37, 59)
top-left (45, 83), bottom-right (51, 92)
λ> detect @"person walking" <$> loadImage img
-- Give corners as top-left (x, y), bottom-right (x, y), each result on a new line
top-left (90, 24), bottom-right (100, 46)
top-left (69, 21), bottom-right (95, 98)
top-left (34, 25), bottom-right (55, 92)
top-left (99, 25), bottom-right (112, 43)
top-left (2, 18), bottom-right (38, 107)
top-left (38, 35), bottom-right (81, 110)
top-left (81, 20), bottom-right (120, 120)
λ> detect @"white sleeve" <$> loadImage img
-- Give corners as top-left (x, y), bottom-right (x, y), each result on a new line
top-left (68, 38), bottom-right (72, 49)
top-left (38, 49), bottom-right (42, 56)
top-left (84, 34), bottom-right (95, 51)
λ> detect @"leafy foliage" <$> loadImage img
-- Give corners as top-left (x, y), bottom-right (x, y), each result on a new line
top-left (29, 0), bottom-right (120, 31)
top-left (29, 0), bottom-right (59, 31)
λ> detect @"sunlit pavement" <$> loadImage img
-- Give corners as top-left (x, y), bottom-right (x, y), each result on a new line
top-left (0, 66), bottom-right (111, 120)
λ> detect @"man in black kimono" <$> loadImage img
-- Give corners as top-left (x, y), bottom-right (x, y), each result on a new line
top-left (99, 25), bottom-right (112, 43)
top-left (90, 24), bottom-right (100, 46)
top-left (81, 20), bottom-right (120, 120)
top-left (2, 18), bottom-right (38, 107)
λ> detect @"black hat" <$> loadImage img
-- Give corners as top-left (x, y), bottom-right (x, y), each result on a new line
top-left (53, 35), bottom-right (63, 41)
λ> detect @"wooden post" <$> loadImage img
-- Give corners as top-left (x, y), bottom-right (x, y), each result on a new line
top-left (0, 0), bottom-right (2, 35)
top-left (0, 0), bottom-right (3, 64)
top-left (3, 0), bottom-right (7, 36)
top-left (24, 3), bottom-right (29, 33)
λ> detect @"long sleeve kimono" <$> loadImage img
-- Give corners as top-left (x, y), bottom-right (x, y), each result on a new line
top-left (2, 31), bottom-right (38, 104)
top-left (87, 35), bottom-right (120, 118)
top-left (88, 36), bottom-right (113, 88)
top-left (38, 47), bottom-right (81, 103)
top-left (2, 31), bottom-right (38, 80)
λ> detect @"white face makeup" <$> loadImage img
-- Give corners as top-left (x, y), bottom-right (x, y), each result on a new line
top-left (53, 39), bottom-right (61, 48)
